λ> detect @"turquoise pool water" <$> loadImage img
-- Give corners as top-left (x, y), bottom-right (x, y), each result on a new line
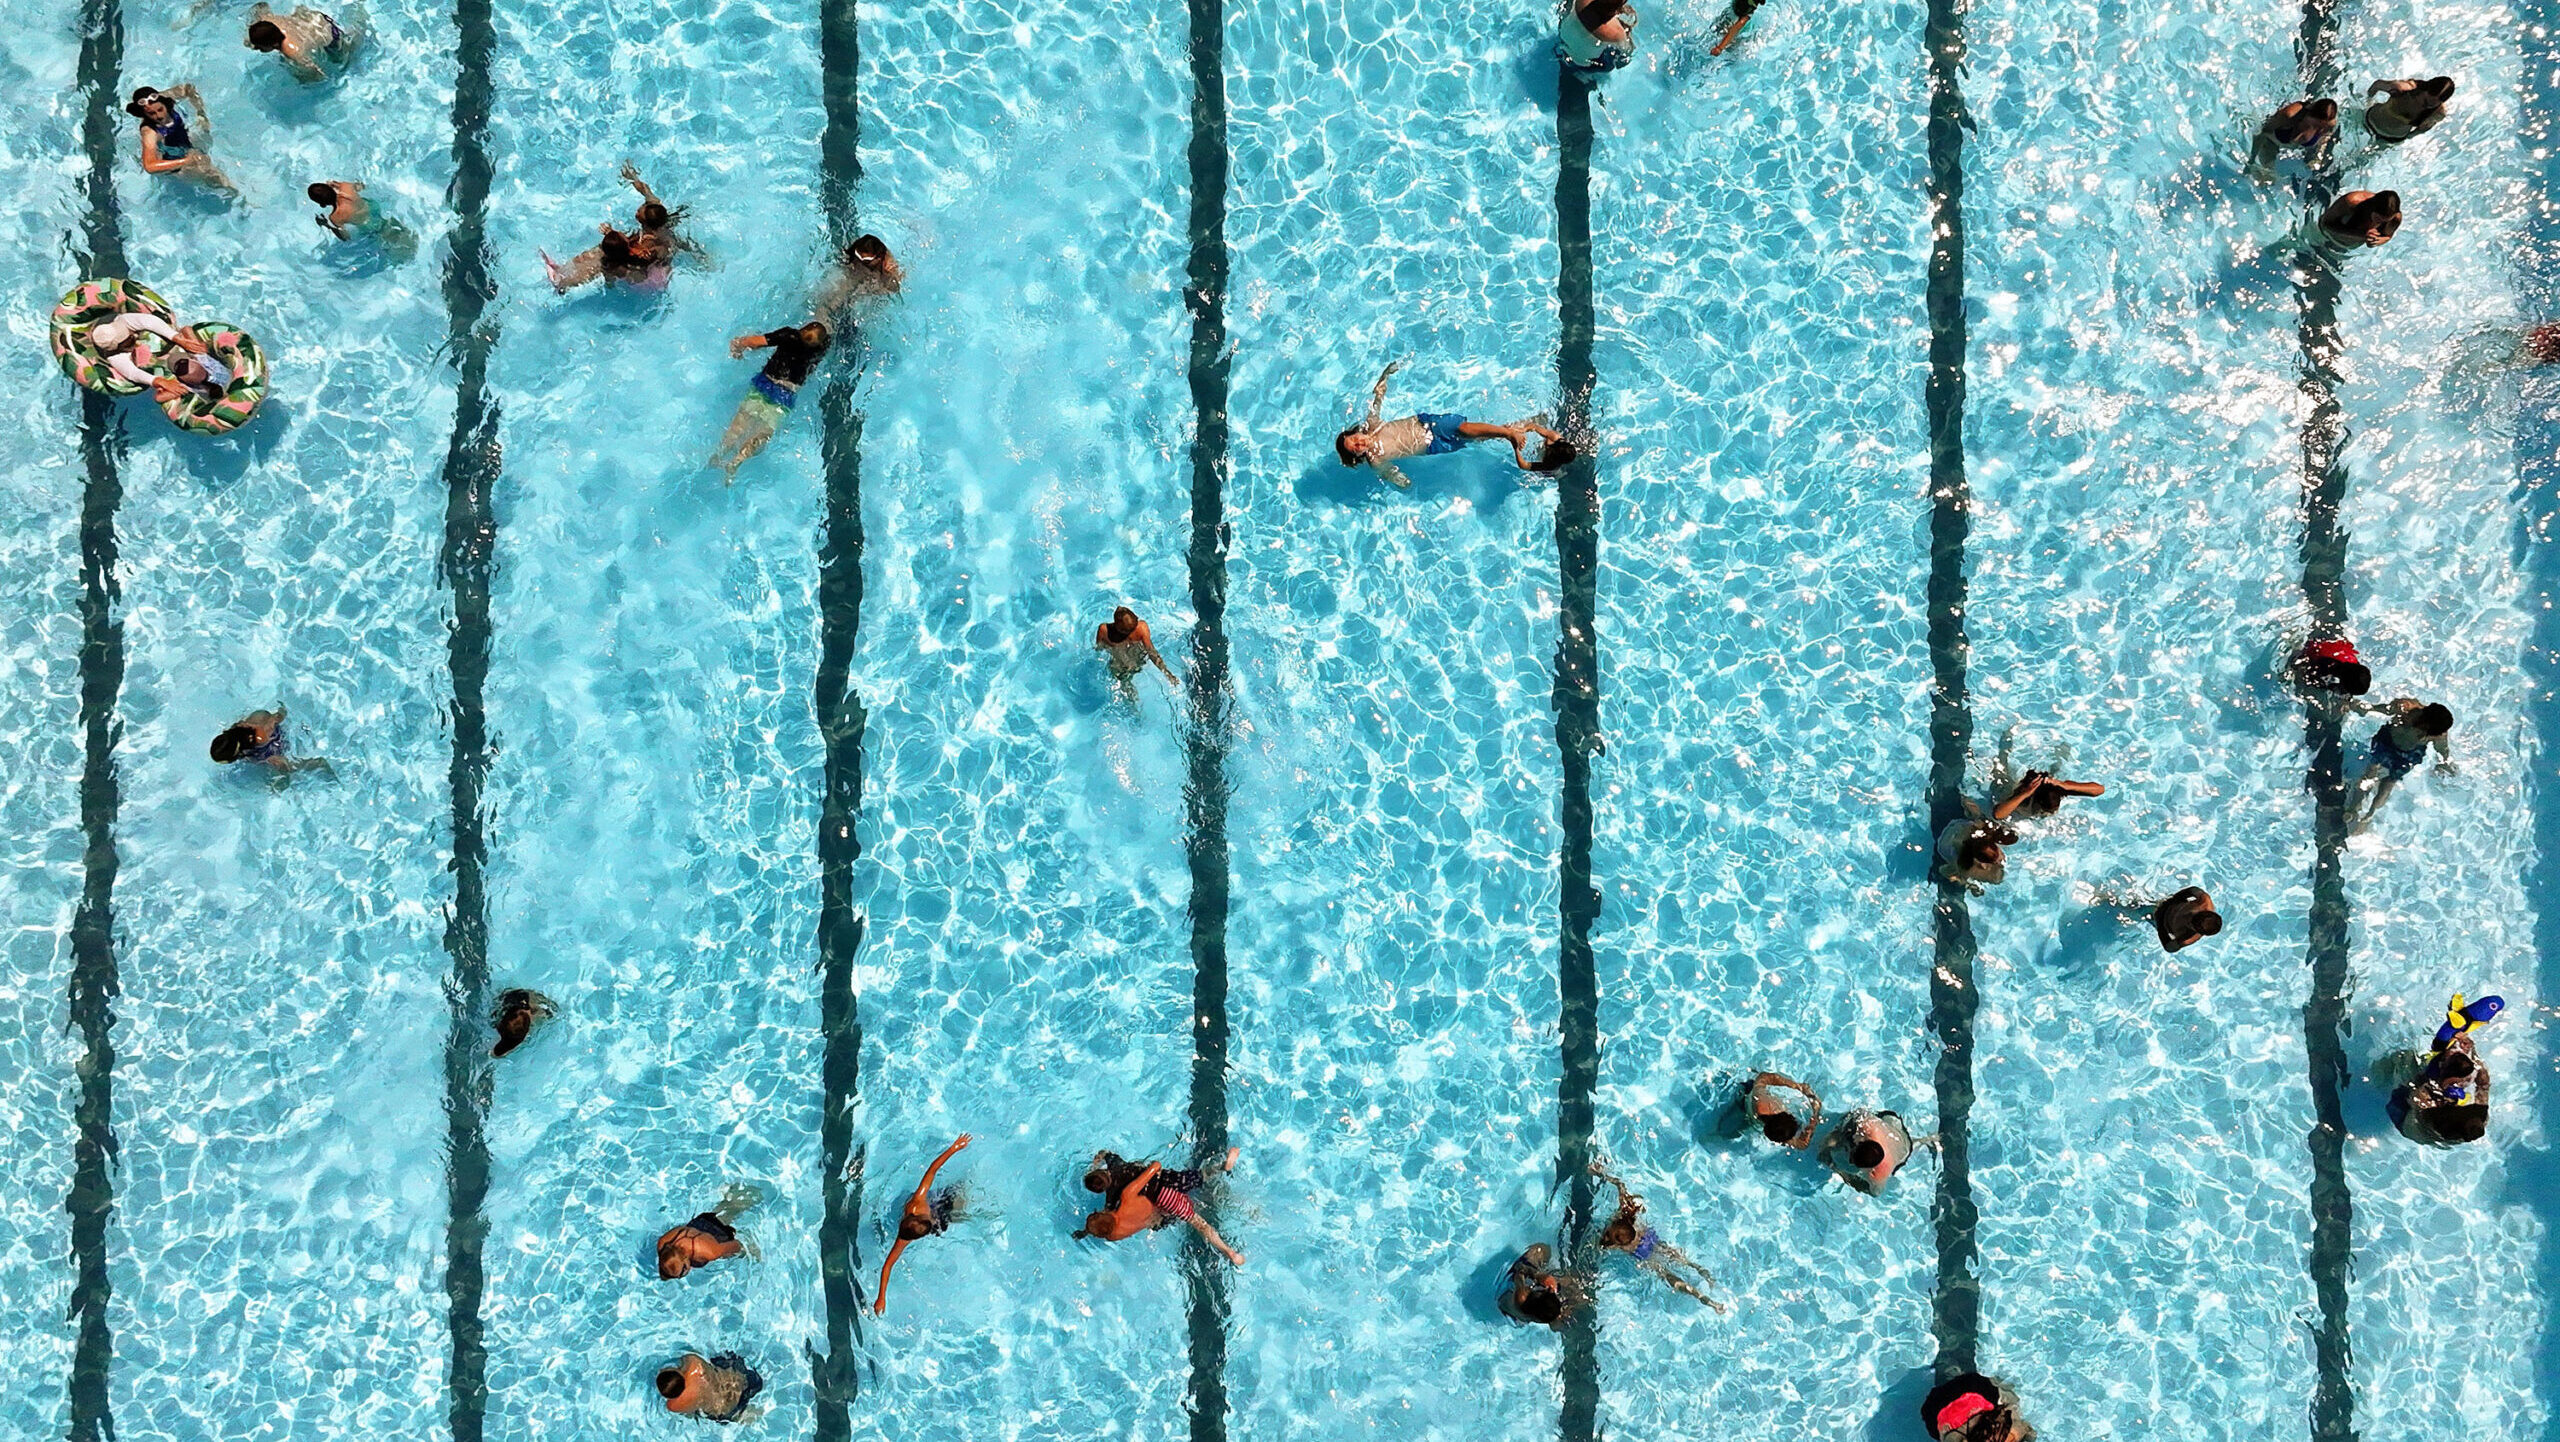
top-left (0, 0), bottom-right (2553, 1435)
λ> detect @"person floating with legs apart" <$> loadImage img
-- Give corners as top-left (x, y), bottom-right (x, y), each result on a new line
top-left (1333, 360), bottom-right (1575, 489)
top-left (710, 322), bottom-right (831, 481)
top-left (874, 1134), bottom-right (971, 1316)
top-left (1075, 1146), bottom-right (1244, 1266)
top-left (1589, 1163), bottom-right (1725, 1311)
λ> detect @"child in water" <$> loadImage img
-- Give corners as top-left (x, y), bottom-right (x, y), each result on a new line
top-left (308, 181), bottom-right (417, 261)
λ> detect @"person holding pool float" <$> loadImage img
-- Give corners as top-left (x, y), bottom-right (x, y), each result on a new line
top-left (2389, 994), bottom-right (2501, 1146)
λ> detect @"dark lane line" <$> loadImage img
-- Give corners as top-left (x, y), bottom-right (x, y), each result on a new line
top-left (66, 0), bottom-right (130, 1435)
top-left (1920, 0), bottom-right (1980, 1383)
top-left (2285, 4), bottom-right (2356, 1439)
top-left (1551, 66), bottom-right (1601, 1442)
top-left (812, 0), bottom-right (870, 1429)
top-left (437, 0), bottom-right (502, 1428)
top-left (1179, 0), bottom-right (1233, 1437)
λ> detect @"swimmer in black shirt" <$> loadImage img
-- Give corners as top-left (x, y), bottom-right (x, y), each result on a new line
top-left (710, 321), bottom-right (831, 481)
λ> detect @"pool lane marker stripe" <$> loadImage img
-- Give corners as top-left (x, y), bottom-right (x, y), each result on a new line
top-left (2287, 3), bottom-right (2357, 1437)
top-left (1552, 65), bottom-right (1602, 1442)
top-left (67, 0), bottom-right (130, 1434)
top-left (1179, 0), bottom-right (1234, 1435)
top-left (812, 0), bottom-right (871, 1430)
top-left (1920, 0), bottom-right (1982, 1383)
top-left (437, 0), bottom-right (502, 1426)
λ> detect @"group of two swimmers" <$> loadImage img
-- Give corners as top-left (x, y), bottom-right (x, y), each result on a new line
top-left (127, 3), bottom-right (364, 198)
top-left (1932, 746), bottom-right (2228, 949)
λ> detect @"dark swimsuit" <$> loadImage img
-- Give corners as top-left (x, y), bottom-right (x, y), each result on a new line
top-left (700, 1352), bottom-right (763, 1423)
top-left (682, 1212), bottom-right (737, 1245)
top-left (145, 113), bottom-right (192, 159)
top-left (242, 725), bottom-right (287, 763)
top-left (2369, 726), bottom-right (2428, 779)
top-left (750, 324), bottom-right (831, 409)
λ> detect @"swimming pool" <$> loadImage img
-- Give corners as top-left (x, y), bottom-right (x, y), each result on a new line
top-left (2, 0), bottom-right (2553, 1433)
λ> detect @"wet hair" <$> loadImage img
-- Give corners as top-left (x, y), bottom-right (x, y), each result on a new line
top-left (1958, 831), bottom-right (2003, 868)
top-left (1529, 439), bottom-right (1579, 473)
top-left (125, 88), bottom-right (170, 119)
top-left (1521, 1286), bottom-right (1563, 1324)
top-left (598, 228), bottom-right (643, 268)
top-left (1759, 1111), bottom-right (1800, 1144)
top-left (2436, 1104), bottom-right (2489, 1143)
top-left (1960, 1406), bottom-right (2017, 1442)
top-left (307, 182), bottom-right (337, 207)
top-left (491, 1005), bottom-right (533, 1058)
top-left (247, 19), bottom-right (285, 49)
top-left (2306, 98), bottom-right (2339, 124)
top-left (2414, 702), bottom-right (2453, 735)
top-left (897, 1215), bottom-right (933, 1241)
top-left (636, 201), bottom-right (671, 229)
top-left (209, 725), bottom-right (259, 762)
top-left (2331, 661), bottom-right (2372, 696)
top-left (2192, 910), bottom-right (2224, 937)
top-left (656, 1369), bottom-right (686, 1399)
top-left (1334, 428), bottom-right (1364, 467)
top-left (2437, 1050), bottom-right (2476, 1079)
top-left (800, 322), bottom-right (831, 350)
top-left (657, 1247), bottom-right (689, 1280)
top-left (2422, 76), bottom-right (2457, 102)
top-left (1082, 1167), bottom-right (1112, 1194)
top-left (1074, 1212), bottom-right (1109, 1239)
top-left (1851, 1138), bottom-right (1887, 1169)
top-left (1597, 1215), bottom-right (1636, 1248)
top-left (1576, 0), bottom-right (1629, 24)
top-left (850, 233), bottom-right (891, 266)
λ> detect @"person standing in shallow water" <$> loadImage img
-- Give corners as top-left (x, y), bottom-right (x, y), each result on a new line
top-left (2365, 76), bottom-right (2454, 142)
top-left (2249, 98), bottom-right (2339, 177)
top-left (128, 85), bottom-right (232, 191)
top-left (1820, 1109), bottom-right (1911, 1195)
top-left (489, 989), bottom-right (553, 1056)
top-left (1498, 1242), bottom-right (1585, 1328)
top-left (815, 233), bottom-right (903, 326)
top-left (245, 2), bottom-right (358, 81)
top-left (1096, 607), bottom-right (1176, 691)
top-left (2316, 190), bottom-right (2402, 253)
top-left (657, 1351), bottom-right (763, 1424)
top-left (1735, 1070), bottom-right (1819, 1149)
top-left (658, 1185), bottom-right (763, 1280)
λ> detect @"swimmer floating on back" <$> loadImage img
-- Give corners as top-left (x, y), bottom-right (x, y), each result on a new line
top-left (873, 1134), bottom-right (970, 1315)
top-left (1589, 1163), bottom-right (1724, 1310)
top-left (709, 322), bottom-right (831, 481)
top-left (1334, 361), bottom-right (1576, 489)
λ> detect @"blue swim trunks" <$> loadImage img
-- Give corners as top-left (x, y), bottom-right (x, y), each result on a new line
top-left (750, 372), bottom-right (798, 410)
top-left (2369, 728), bottom-right (2427, 779)
top-left (1417, 412), bottom-right (1470, 455)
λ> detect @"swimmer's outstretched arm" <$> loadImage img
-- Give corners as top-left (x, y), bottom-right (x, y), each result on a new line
top-left (729, 332), bottom-right (778, 358)
top-left (1364, 359), bottom-right (1400, 429)
top-left (906, 1134), bottom-right (970, 1215)
top-left (1142, 633), bottom-right (1177, 683)
top-left (621, 160), bottom-right (660, 205)
top-left (1709, 10), bottom-right (1748, 55)
top-left (871, 1236), bottom-right (911, 1315)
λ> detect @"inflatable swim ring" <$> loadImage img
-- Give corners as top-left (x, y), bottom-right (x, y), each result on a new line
top-left (154, 322), bottom-right (268, 436)
top-left (50, 278), bottom-right (175, 395)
